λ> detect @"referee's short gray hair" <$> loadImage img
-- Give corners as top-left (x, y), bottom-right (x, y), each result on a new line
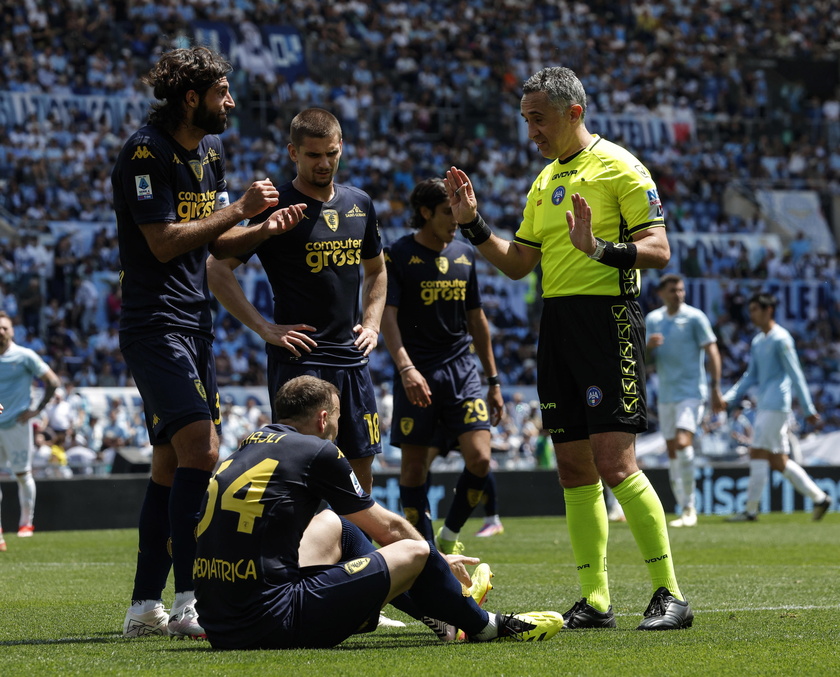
top-left (523, 67), bottom-right (587, 117)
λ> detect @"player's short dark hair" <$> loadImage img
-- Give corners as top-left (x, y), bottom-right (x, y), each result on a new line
top-left (522, 66), bottom-right (587, 118)
top-left (144, 46), bottom-right (232, 130)
top-left (657, 273), bottom-right (684, 290)
top-left (409, 178), bottom-right (448, 230)
top-left (0, 310), bottom-right (9, 322)
top-left (749, 291), bottom-right (778, 313)
top-left (274, 375), bottom-right (339, 423)
top-left (289, 108), bottom-right (342, 147)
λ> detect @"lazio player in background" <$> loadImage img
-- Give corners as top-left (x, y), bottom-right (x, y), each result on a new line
top-left (645, 273), bottom-right (725, 528)
top-left (381, 178), bottom-right (504, 555)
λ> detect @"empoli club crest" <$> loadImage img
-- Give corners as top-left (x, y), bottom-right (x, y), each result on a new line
top-left (323, 209), bottom-right (340, 231)
top-left (400, 418), bottom-right (414, 435)
top-left (435, 257), bottom-right (449, 274)
top-left (189, 159), bottom-right (204, 181)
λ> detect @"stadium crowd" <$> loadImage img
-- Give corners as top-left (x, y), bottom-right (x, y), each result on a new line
top-left (1, 0), bottom-right (840, 474)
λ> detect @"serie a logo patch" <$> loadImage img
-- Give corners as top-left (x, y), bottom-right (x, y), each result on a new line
top-left (344, 557), bottom-right (371, 575)
top-left (135, 175), bottom-right (152, 201)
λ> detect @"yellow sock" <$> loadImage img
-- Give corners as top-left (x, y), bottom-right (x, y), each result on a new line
top-left (612, 471), bottom-right (683, 600)
top-left (564, 482), bottom-right (610, 612)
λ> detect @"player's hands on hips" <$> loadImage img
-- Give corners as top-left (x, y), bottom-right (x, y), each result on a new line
top-left (566, 193), bottom-right (598, 255)
top-left (238, 178), bottom-right (280, 218)
top-left (444, 167), bottom-right (477, 224)
top-left (353, 324), bottom-right (379, 357)
top-left (262, 323), bottom-right (317, 357)
top-left (260, 202), bottom-right (307, 237)
top-left (402, 368), bottom-right (432, 408)
top-left (443, 554), bottom-right (481, 588)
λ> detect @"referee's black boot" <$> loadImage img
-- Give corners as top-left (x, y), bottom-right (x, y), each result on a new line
top-left (636, 587), bottom-right (694, 630)
top-left (562, 598), bottom-right (616, 629)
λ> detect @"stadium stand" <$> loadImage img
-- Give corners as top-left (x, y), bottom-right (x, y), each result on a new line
top-left (1, 0), bottom-right (838, 472)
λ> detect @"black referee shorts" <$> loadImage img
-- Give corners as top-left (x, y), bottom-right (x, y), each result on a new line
top-left (537, 295), bottom-right (647, 442)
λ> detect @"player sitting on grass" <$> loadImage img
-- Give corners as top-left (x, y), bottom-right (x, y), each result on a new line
top-left (193, 376), bottom-right (563, 649)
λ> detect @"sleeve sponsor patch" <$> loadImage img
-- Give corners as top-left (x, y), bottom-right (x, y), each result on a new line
top-left (350, 471), bottom-right (365, 497)
top-left (135, 175), bottom-right (153, 201)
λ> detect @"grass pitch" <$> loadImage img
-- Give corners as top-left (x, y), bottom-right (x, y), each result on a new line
top-left (1, 513), bottom-right (838, 676)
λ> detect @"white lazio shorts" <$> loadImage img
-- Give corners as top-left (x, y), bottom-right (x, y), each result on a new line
top-left (658, 399), bottom-right (705, 440)
top-left (0, 421), bottom-right (35, 473)
top-left (752, 410), bottom-right (790, 454)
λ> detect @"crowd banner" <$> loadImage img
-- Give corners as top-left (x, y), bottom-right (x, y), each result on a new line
top-left (588, 110), bottom-right (696, 149)
top-left (755, 189), bottom-right (836, 254)
top-left (0, 91), bottom-right (148, 132)
top-left (678, 276), bottom-right (836, 330)
top-left (193, 21), bottom-right (307, 85)
top-left (0, 22), bottom-right (307, 134)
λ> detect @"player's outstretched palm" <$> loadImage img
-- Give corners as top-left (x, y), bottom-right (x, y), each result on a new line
top-left (262, 203), bottom-right (307, 236)
top-left (566, 193), bottom-right (596, 255)
top-left (444, 166), bottom-right (477, 224)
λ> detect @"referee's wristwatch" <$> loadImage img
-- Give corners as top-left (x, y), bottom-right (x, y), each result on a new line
top-left (587, 237), bottom-right (607, 261)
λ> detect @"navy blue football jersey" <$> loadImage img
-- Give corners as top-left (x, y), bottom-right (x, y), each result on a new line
top-left (193, 423), bottom-right (374, 647)
top-left (385, 235), bottom-right (481, 371)
top-left (240, 182), bottom-right (382, 367)
top-left (112, 124), bottom-right (226, 348)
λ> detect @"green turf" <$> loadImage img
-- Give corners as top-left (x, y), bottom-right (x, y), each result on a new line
top-left (1, 514), bottom-right (838, 676)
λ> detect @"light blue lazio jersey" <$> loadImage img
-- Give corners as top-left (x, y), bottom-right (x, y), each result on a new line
top-left (646, 304), bottom-right (716, 403)
top-left (0, 343), bottom-right (48, 428)
top-left (724, 323), bottom-right (816, 415)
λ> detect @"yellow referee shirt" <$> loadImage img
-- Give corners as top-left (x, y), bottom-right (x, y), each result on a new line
top-left (514, 135), bottom-right (665, 298)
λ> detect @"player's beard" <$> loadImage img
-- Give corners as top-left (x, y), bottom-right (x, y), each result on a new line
top-left (312, 175), bottom-right (333, 187)
top-left (194, 100), bottom-right (227, 135)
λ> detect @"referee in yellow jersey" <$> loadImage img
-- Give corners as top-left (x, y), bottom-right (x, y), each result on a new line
top-left (444, 66), bottom-right (693, 631)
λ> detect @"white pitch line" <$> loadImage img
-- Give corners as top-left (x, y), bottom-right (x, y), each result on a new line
top-left (612, 604), bottom-right (840, 616)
